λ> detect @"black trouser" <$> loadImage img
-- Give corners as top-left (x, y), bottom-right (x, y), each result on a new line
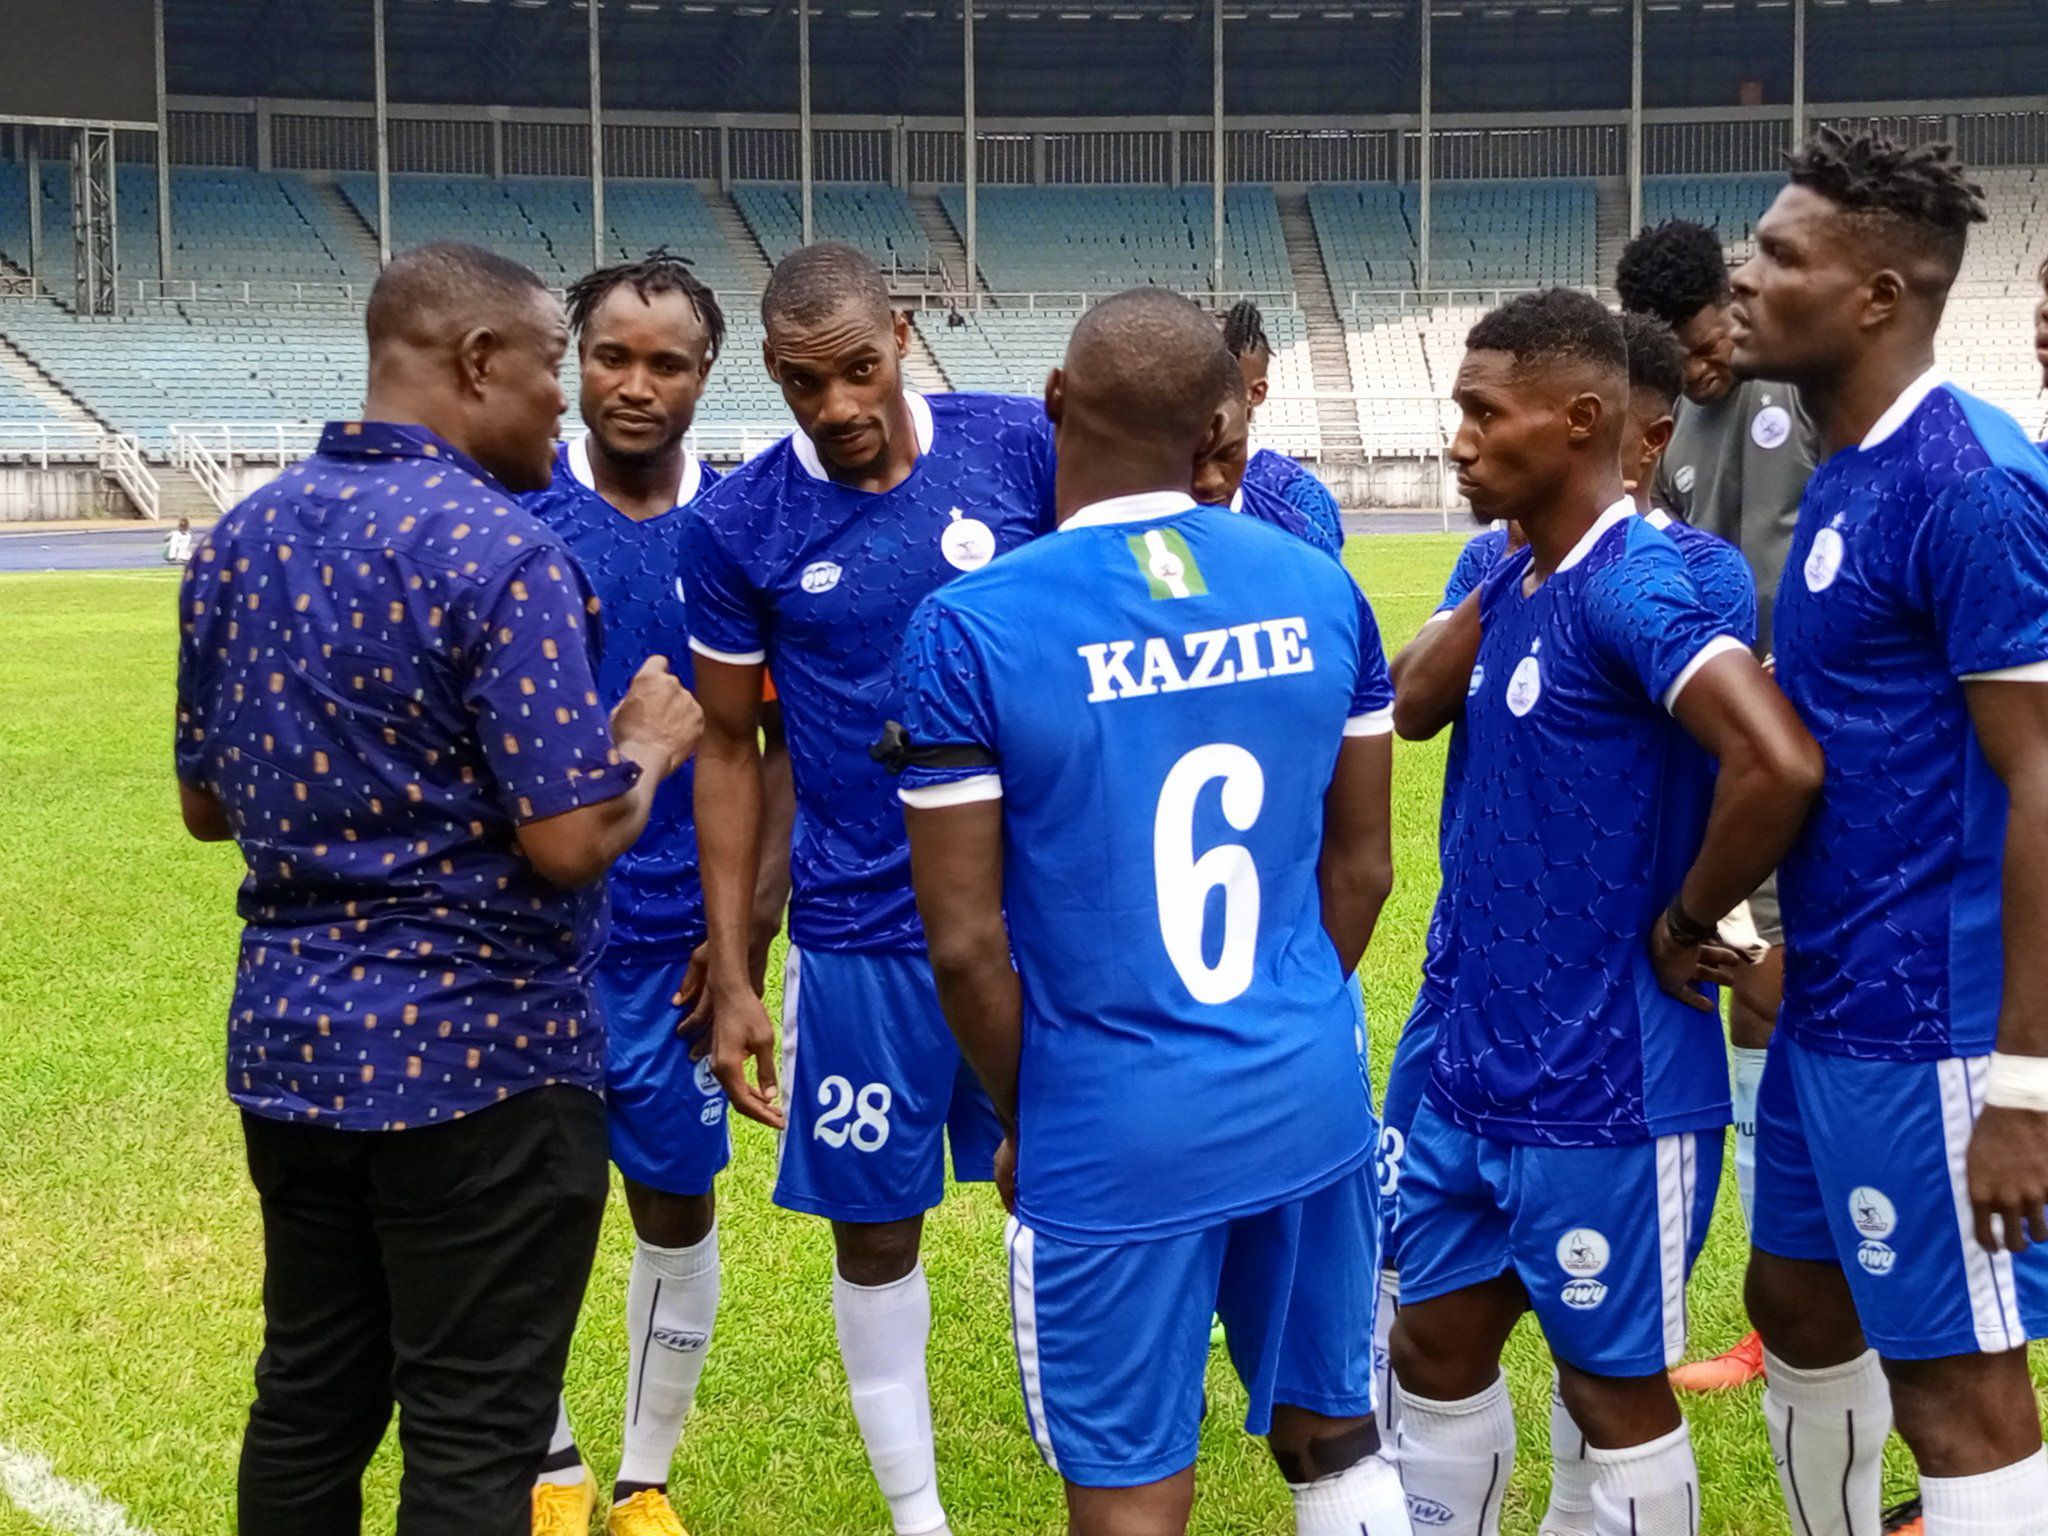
top-left (236, 1086), bottom-right (608, 1536)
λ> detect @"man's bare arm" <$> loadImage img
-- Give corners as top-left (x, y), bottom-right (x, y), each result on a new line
top-left (1964, 679), bottom-right (2048, 1252)
top-left (1391, 591), bottom-right (1482, 742)
top-left (905, 798), bottom-right (1021, 1134)
top-left (1318, 734), bottom-right (1396, 977)
top-left (749, 699), bottom-right (797, 989)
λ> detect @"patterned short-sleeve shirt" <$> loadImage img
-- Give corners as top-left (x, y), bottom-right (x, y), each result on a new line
top-left (175, 421), bottom-right (635, 1130)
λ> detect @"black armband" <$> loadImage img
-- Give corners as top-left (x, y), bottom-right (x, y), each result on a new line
top-left (870, 720), bottom-right (999, 777)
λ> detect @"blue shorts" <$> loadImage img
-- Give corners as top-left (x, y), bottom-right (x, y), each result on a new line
top-left (1752, 1034), bottom-right (2048, 1359)
top-left (1007, 1161), bottom-right (1381, 1488)
top-left (1394, 1098), bottom-right (1720, 1376)
top-left (774, 946), bottom-right (1000, 1224)
top-left (1377, 987), bottom-right (1443, 1253)
top-left (598, 950), bottom-right (731, 1197)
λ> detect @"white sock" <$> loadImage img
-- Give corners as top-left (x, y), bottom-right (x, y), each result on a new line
top-left (1921, 1447), bottom-right (2048, 1536)
top-left (1589, 1422), bottom-right (1700, 1536)
top-left (834, 1264), bottom-right (950, 1536)
top-left (1540, 1373), bottom-right (1597, 1536)
top-left (615, 1228), bottom-right (721, 1490)
top-left (1763, 1349), bottom-right (1891, 1536)
top-left (1732, 1046), bottom-right (1768, 1231)
top-left (534, 1398), bottom-right (586, 1487)
top-left (1394, 1373), bottom-right (1516, 1536)
top-left (1374, 1269), bottom-right (1401, 1455)
top-left (1292, 1451), bottom-right (1416, 1536)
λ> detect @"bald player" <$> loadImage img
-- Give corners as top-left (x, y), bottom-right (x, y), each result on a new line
top-left (893, 288), bottom-right (1407, 1536)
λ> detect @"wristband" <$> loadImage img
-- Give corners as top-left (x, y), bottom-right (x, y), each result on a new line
top-left (1985, 1052), bottom-right (2048, 1113)
top-left (1663, 896), bottom-right (1717, 949)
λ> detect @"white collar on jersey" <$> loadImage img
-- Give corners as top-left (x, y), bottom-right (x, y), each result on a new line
top-left (1859, 367), bottom-right (1949, 451)
top-left (1644, 507), bottom-right (1673, 531)
top-left (1554, 496), bottom-right (1640, 573)
top-left (1229, 485), bottom-right (1246, 514)
top-left (1061, 491), bottom-right (1199, 532)
top-left (790, 389), bottom-right (935, 482)
top-left (568, 433), bottom-right (702, 509)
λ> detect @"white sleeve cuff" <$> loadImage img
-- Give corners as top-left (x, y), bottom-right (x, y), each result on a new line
top-left (1662, 635), bottom-right (1748, 713)
top-left (1344, 707), bottom-right (1396, 737)
top-left (688, 636), bottom-right (768, 666)
top-left (1961, 659), bottom-right (2048, 682)
top-left (899, 773), bottom-right (1004, 809)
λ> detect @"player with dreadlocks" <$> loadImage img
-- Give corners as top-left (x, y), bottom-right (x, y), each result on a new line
top-left (1219, 299), bottom-right (1346, 557)
top-left (523, 251), bottom-right (795, 1536)
top-left (1733, 128), bottom-right (2048, 1536)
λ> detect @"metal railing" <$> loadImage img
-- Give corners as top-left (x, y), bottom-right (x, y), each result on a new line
top-left (0, 422), bottom-right (110, 466)
top-left (913, 287), bottom-right (1300, 311)
top-left (101, 432), bottom-right (161, 520)
top-left (0, 274), bottom-right (54, 302)
top-left (135, 278), bottom-right (367, 308)
top-left (170, 428), bottom-right (238, 511)
top-left (168, 422), bottom-right (324, 467)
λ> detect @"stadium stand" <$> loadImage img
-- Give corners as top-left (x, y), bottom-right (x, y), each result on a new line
top-left (1, 160), bottom-right (2042, 499)
top-left (732, 183), bottom-right (932, 278)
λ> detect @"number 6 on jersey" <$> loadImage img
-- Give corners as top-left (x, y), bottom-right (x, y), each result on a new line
top-left (1154, 743), bottom-right (1266, 1006)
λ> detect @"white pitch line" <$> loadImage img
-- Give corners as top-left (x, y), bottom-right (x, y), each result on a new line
top-left (0, 1444), bottom-right (154, 1536)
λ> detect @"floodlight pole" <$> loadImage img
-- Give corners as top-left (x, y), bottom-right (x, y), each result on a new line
top-left (800, 0), bottom-right (815, 244)
top-left (1212, 0), bottom-right (1224, 301)
top-left (26, 136), bottom-right (41, 290)
top-left (374, 0), bottom-right (391, 268)
top-left (590, 0), bottom-right (605, 271)
top-left (1418, 0), bottom-right (1431, 298)
top-left (154, 0), bottom-right (172, 284)
top-left (963, 0), bottom-right (977, 307)
top-left (1628, 0), bottom-right (1643, 238)
top-left (1791, 0), bottom-right (1806, 147)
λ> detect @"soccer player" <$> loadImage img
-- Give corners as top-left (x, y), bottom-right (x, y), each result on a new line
top-left (893, 284), bottom-right (1409, 1536)
top-left (1190, 366), bottom-right (1346, 558)
top-left (1383, 305), bottom-right (1758, 1536)
top-left (1619, 216), bottom-right (1821, 1388)
top-left (1386, 288), bottom-right (1821, 1536)
top-left (682, 243), bottom-right (1055, 1536)
top-left (1221, 298), bottom-right (1347, 555)
top-left (521, 252), bottom-right (794, 1536)
top-left (1731, 128), bottom-right (2048, 1536)
top-left (175, 243), bottom-right (704, 1536)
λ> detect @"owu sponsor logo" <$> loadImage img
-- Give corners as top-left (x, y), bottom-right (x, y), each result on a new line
top-left (1850, 1186), bottom-right (1898, 1276)
top-left (1557, 1227), bottom-right (1610, 1311)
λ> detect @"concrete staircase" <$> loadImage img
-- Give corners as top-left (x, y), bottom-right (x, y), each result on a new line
top-left (1595, 177), bottom-right (1631, 300)
top-left (902, 320), bottom-right (951, 392)
top-left (1276, 191), bottom-right (1363, 463)
top-left (912, 194), bottom-right (977, 298)
top-left (304, 178), bottom-right (385, 282)
top-left (705, 192), bottom-right (775, 292)
top-left (0, 333), bottom-right (104, 431)
top-left (157, 464), bottom-right (225, 521)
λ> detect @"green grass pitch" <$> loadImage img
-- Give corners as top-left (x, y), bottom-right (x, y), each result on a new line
top-left (0, 536), bottom-right (1976, 1533)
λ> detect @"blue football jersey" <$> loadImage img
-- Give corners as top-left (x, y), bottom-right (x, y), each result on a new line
top-left (1645, 508), bottom-right (1760, 652)
top-left (1242, 447), bottom-right (1345, 559)
top-left (1431, 503), bottom-right (1747, 1147)
top-left (1414, 526), bottom-right (1512, 1009)
top-left (684, 392), bottom-right (1056, 953)
top-left (523, 439), bottom-right (721, 956)
top-left (1774, 376), bottom-right (2048, 1061)
top-left (895, 494), bottom-right (1395, 1243)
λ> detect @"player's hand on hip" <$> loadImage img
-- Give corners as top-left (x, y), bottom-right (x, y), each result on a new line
top-left (1967, 1106), bottom-right (2048, 1253)
top-left (1648, 913), bottom-right (1736, 1014)
top-left (709, 983), bottom-right (785, 1130)
top-left (611, 656), bottom-right (705, 778)
top-left (994, 1136), bottom-right (1017, 1215)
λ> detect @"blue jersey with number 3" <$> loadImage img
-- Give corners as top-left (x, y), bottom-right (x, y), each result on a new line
top-left (895, 497), bottom-right (1394, 1244)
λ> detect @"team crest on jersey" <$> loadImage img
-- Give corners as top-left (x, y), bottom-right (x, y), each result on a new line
top-left (941, 507), bottom-right (997, 572)
top-left (1126, 528), bottom-right (1208, 600)
top-left (1506, 642), bottom-right (1543, 718)
top-left (1467, 663), bottom-right (1485, 697)
top-left (1557, 1227), bottom-right (1610, 1309)
top-left (1674, 465), bottom-right (1697, 495)
top-left (1751, 402), bottom-right (1793, 450)
top-left (801, 560), bottom-right (844, 594)
top-left (1851, 1185), bottom-right (1898, 1275)
top-left (1804, 518), bottom-right (1846, 593)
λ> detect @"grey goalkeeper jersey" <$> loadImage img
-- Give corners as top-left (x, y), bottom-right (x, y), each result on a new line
top-left (1652, 378), bottom-right (1818, 656)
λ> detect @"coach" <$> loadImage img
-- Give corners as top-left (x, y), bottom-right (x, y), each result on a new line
top-left (173, 243), bottom-right (701, 1536)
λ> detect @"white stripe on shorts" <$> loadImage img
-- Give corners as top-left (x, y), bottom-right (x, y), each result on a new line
top-left (1938, 1055), bottom-right (2026, 1353)
top-left (1006, 1217), bottom-right (1060, 1474)
top-left (1657, 1134), bottom-right (1692, 1368)
top-left (774, 946), bottom-right (803, 1187)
